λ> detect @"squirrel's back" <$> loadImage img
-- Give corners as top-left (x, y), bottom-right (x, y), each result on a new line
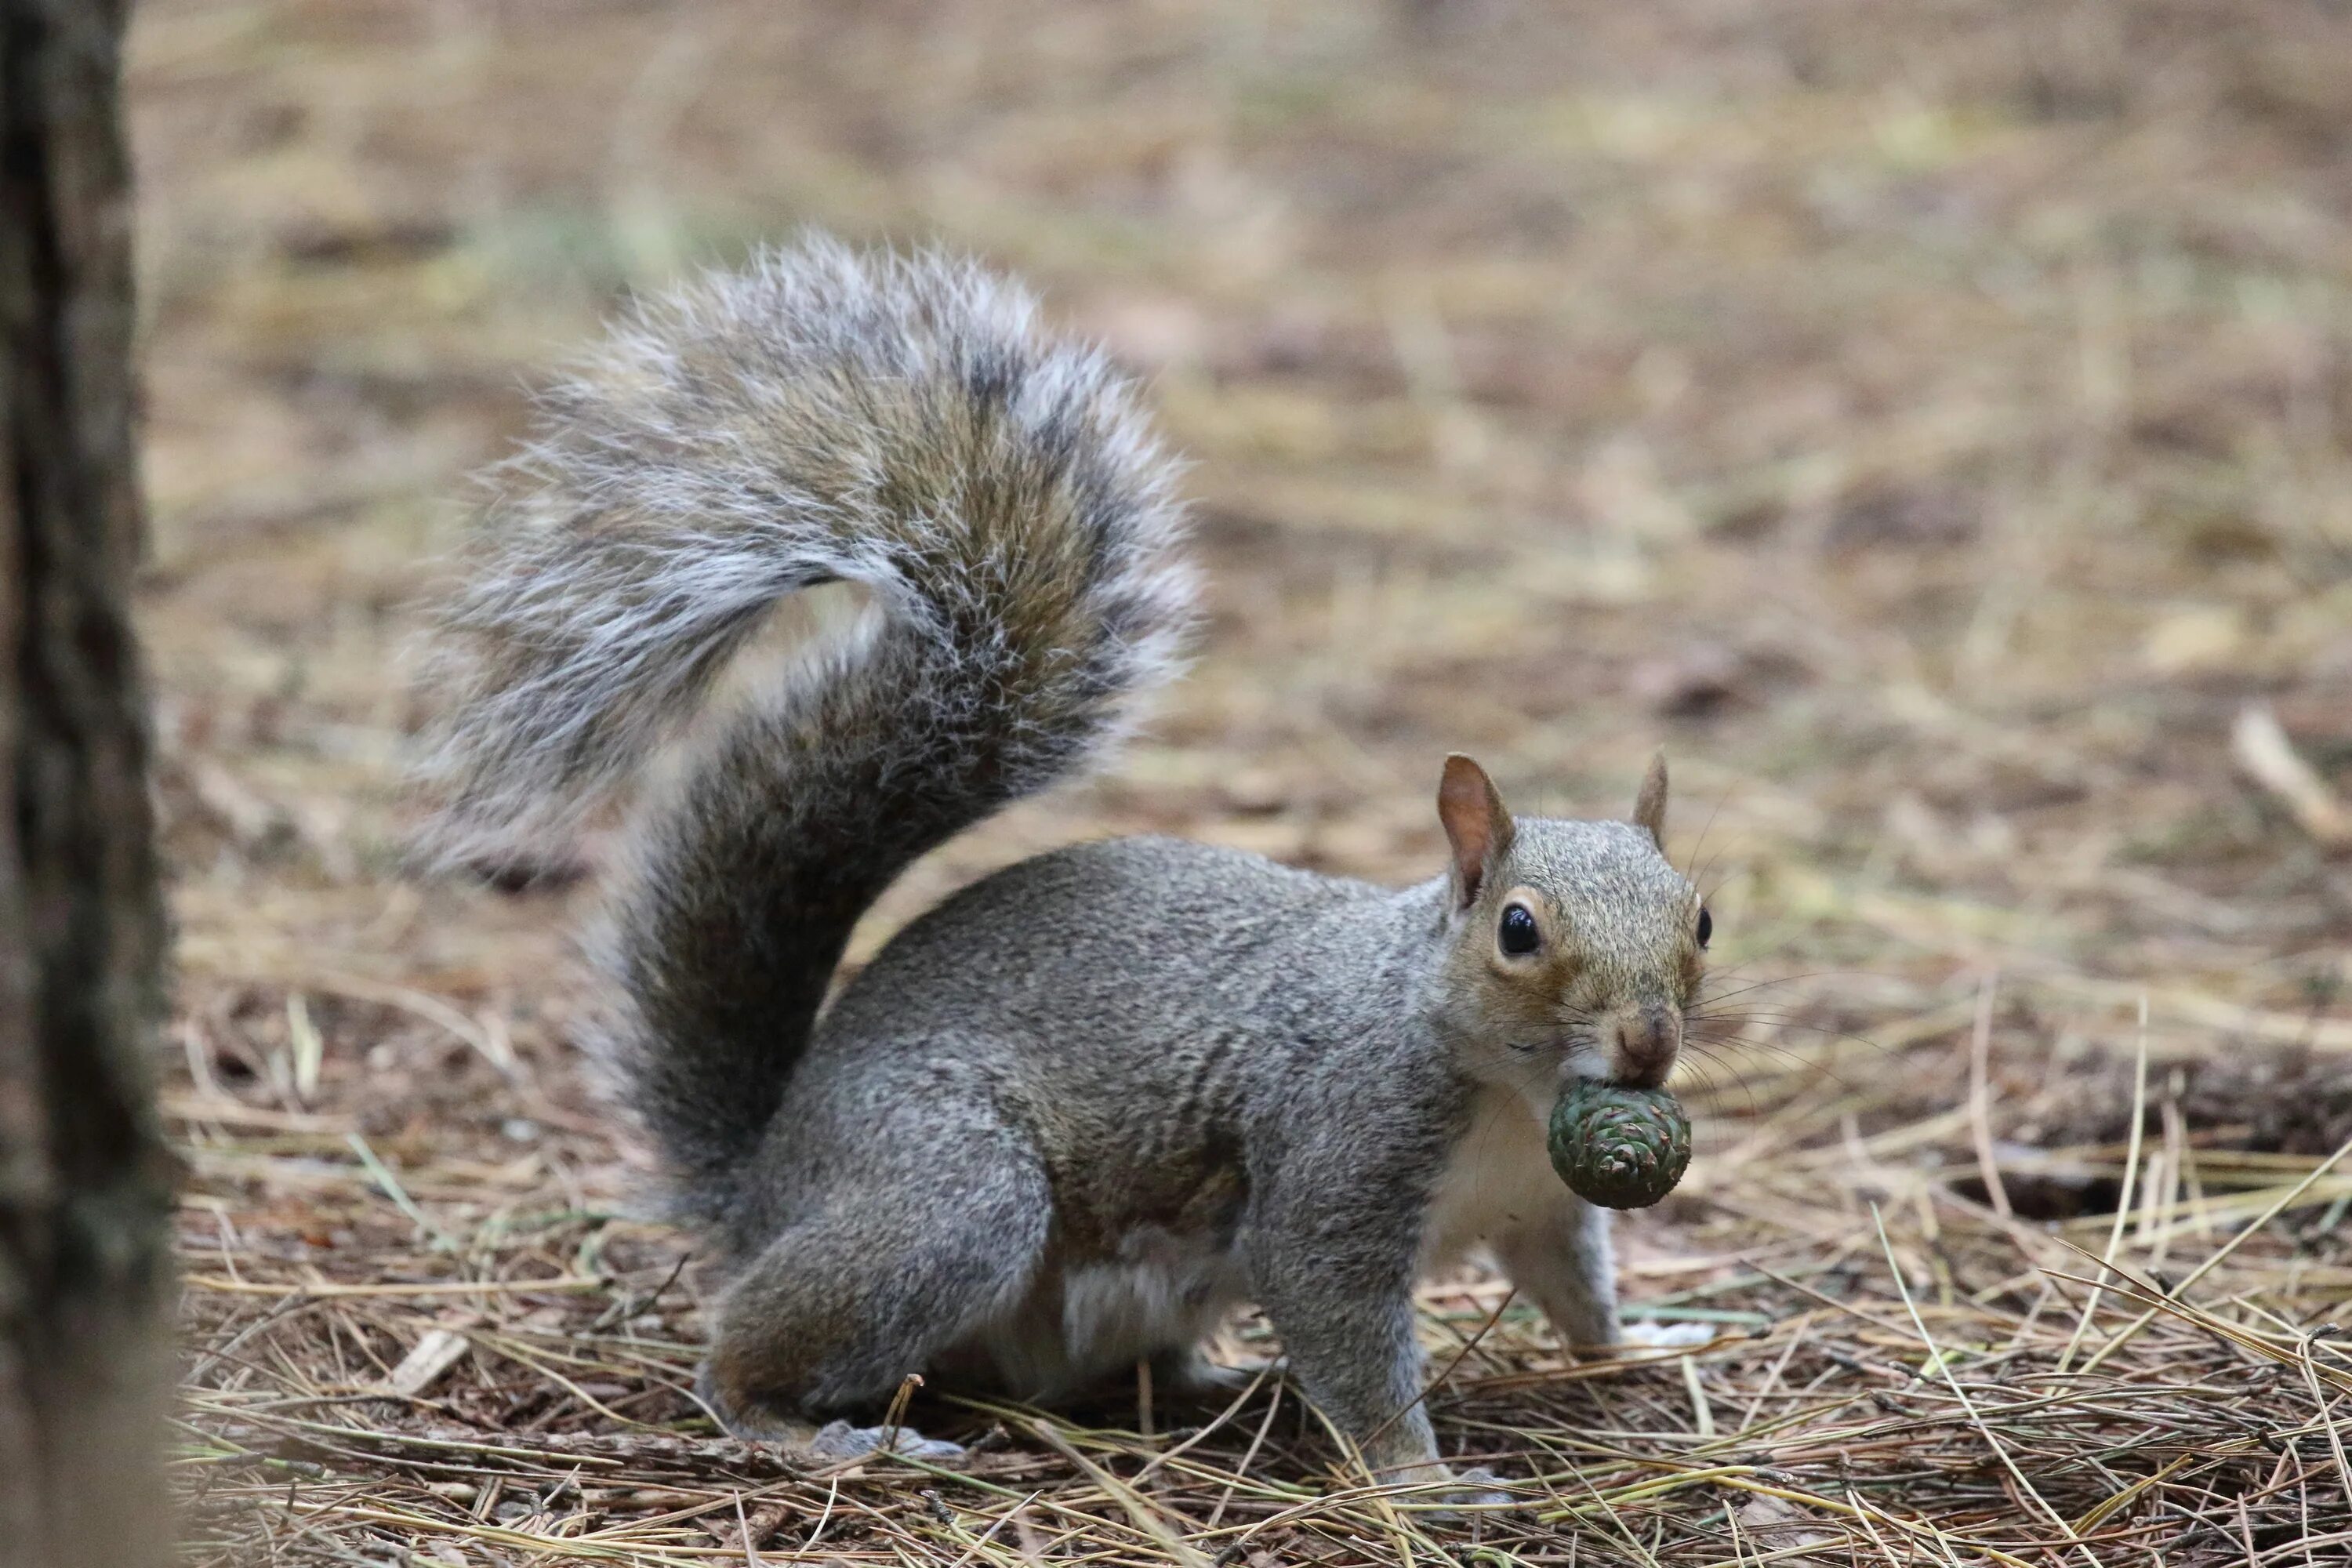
top-left (412, 237), bottom-right (1194, 1224)
top-left (761, 832), bottom-right (1438, 1274)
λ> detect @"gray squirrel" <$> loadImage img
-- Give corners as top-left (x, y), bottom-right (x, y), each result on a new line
top-left (414, 236), bottom-right (1710, 1490)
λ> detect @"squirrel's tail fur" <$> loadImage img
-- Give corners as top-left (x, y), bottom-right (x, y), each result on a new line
top-left (415, 237), bottom-right (1192, 1222)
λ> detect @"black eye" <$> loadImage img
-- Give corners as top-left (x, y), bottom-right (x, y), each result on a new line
top-left (1498, 904), bottom-right (1540, 956)
top-left (1696, 907), bottom-right (1713, 949)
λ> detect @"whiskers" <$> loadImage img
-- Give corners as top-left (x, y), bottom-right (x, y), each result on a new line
top-left (1540, 1004), bottom-right (1610, 1087)
top-left (1675, 967), bottom-right (1898, 1111)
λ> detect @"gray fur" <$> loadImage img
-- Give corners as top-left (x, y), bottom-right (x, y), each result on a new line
top-left (412, 233), bottom-right (1193, 868)
top-left (411, 236), bottom-right (1192, 1206)
top-left (412, 238), bottom-right (1704, 1486)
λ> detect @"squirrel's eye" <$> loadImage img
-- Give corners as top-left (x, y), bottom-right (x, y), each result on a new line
top-left (1498, 903), bottom-right (1541, 957)
top-left (1696, 907), bottom-right (1713, 949)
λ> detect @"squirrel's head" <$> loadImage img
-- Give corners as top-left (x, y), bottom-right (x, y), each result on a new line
top-left (1426, 753), bottom-right (1707, 1099)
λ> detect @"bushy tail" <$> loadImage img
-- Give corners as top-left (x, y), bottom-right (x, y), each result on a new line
top-left (413, 238), bottom-right (1192, 1221)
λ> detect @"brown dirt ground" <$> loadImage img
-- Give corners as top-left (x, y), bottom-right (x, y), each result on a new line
top-left (139, 2), bottom-right (2352, 1563)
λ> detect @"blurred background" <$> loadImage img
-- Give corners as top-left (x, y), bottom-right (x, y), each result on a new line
top-left (134, 0), bottom-right (2352, 1036)
top-left (141, 1), bottom-right (2352, 1558)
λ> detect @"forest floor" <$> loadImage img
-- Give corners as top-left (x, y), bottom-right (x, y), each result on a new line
top-left (136, 2), bottom-right (2352, 1563)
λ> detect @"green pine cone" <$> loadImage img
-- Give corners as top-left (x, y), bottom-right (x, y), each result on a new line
top-left (1547, 1081), bottom-right (1692, 1210)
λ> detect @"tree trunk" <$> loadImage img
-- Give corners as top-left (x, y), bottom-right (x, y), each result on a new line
top-left (0, 0), bottom-right (176, 1564)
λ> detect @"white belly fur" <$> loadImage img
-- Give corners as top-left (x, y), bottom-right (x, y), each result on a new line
top-left (969, 1091), bottom-right (1567, 1396)
top-left (1421, 1087), bottom-right (1568, 1272)
top-left (977, 1223), bottom-right (1250, 1399)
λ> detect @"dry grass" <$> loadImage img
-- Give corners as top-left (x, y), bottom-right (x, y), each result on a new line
top-left (135, 0), bottom-right (2352, 1562)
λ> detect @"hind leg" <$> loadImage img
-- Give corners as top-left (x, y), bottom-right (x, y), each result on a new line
top-left (699, 1098), bottom-right (1051, 1446)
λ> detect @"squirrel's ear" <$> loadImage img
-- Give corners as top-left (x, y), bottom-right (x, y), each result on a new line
top-left (1438, 753), bottom-right (1514, 912)
top-left (1632, 750), bottom-right (1669, 849)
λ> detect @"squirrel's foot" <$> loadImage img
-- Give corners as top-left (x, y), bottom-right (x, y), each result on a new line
top-left (808, 1421), bottom-right (967, 1461)
top-left (1439, 1465), bottom-right (1523, 1515)
top-left (1375, 1461), bottom-right (1523, 1518)
top-left (694, 1365), bottom-right (967, 1458)
top-left (1615, 1319), bottom-right (1718, 1352)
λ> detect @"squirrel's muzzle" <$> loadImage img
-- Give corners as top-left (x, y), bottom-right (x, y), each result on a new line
top-left (1606, 1004), bottom-right (1681, 1089)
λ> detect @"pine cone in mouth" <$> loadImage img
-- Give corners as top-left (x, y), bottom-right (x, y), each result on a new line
top-left (1547, 1080), bottom-right (1692, 1209)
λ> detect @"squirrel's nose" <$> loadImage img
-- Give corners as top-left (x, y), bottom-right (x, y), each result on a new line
top-left (1608, 1006), bottom-right (1680, 1088)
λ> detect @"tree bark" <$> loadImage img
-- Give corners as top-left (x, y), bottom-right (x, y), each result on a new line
top-left (0, 0), bottom-right (176, 1564)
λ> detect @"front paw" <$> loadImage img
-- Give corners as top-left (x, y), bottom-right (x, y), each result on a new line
top-left (1436, 1464), bottom-right (1521, 1514)
top-left (1377, 1461), bottom-right (1523, 1517)
top-left (1615, 1319), bottom-right (1719, 1351)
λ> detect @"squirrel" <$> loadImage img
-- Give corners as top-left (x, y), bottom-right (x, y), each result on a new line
top-left (413, 235), bottom-right (1710, 1490)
